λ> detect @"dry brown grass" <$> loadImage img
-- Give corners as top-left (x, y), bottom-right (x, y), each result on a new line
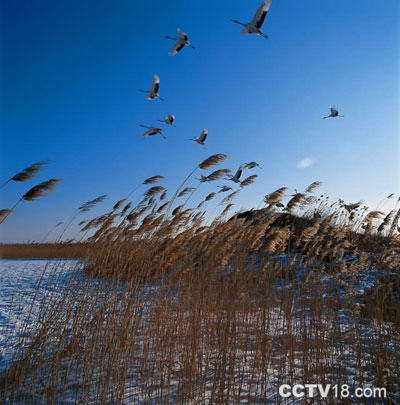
top-left (1, 161), bottom-right (399, 403)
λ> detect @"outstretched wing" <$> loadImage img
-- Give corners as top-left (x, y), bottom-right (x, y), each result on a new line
top-left (151, 74), bottom-right (160, 94)
top-left (199, 129), bottom-right (208, 143)
top-left (234, 167), bottom-right (243, 180)
top-left (251, 0), bottom-right (272, 29)
top-left (170, 40), bottom-right (185, 55)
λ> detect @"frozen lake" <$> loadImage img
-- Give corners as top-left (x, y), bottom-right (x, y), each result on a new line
top-left (0, 259), bottom-right (83, 373)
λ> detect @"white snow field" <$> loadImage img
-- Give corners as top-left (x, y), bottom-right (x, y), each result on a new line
top-left (0, 259), bottom-right (83, 373)
top-left (0, 258), bottom-right (399, 404)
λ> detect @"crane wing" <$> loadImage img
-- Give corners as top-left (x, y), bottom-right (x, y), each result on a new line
top-left (170, 40), bottom-right (185, 55)
top-left (151, 74), bottom-right (160, 94)
top-left (251, 0), bottom-right (272, 29)
top-left (199, 129), bottom-right (208, 143)
top-left (234, 167), bottom-right (243, 179)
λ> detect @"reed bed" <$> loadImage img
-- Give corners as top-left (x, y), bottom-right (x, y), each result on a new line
top-left (0, 157), bottom-right (399, 403)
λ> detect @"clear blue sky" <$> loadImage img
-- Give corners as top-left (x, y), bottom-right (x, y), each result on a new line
top-left (1, 0), bottom-right (399, 242)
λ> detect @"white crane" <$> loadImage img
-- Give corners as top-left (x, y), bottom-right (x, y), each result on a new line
top-left (189, 129), bottom-right (208, 145)
top-left (225, 166), bottom-right (243, 183)
top-left (138, 74), bottom-right (163, 100)
top-left (243, 161), bottom-right (262, 169)
top-left (139, 125), bottom-right (165, 139)
top-left (231, 0), bottom-right (272, 38)
top-left (165, 29), bottom-right (195, 55)
top-left (323, 107), bottom-right (344, 119)
top-left (158, 114), bottom-right (176, 127)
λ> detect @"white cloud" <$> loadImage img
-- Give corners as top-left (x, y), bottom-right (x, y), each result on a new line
top-left (298, 157), bottom-right (315, 169)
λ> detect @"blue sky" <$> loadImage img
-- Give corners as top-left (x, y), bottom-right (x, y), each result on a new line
top-left (1, 0), bottom-right (399, 242)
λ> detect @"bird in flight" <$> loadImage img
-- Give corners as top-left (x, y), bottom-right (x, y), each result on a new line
top-left (138, 74), bottom-right (163, 100)
top-left (158, 114), bottom-right (176, 127)
top-left (231, 0), bottom-right (272, 38)
top-left (323, 107), bottom-right (344, 119)
top-left (190, 129), bottom-right (208, 146)
top-left (139, 125), bottom-right (165, 139)
top-left (165, 29), bottom-right (195, 55)
top-left (226, 166), bottom-right (243, 183)
top-left (243, 161), bottom-right (262, 169)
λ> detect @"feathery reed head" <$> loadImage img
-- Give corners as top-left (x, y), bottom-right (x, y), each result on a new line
top-left (113, 199), bottom-right (126, 210)
top-left (264, 187), bottom-right (287, 205)
top-left (79, 194), bottom-right (108, 212)
top-left (240, 175), bottom-right (258, 187)
top-left (200, 169), bottom-right (231, 183)
top-left (198, 154), bottom-right (228, 170)
top-left (11, 161), bottom-right (48, 182)
top-left (143, 175), bottom-right (164, 185)
top-left (22, 179), bottom-right (61, 201)
top-left (304, 181), bottom-right (322, 193)
top-left (220, 190), bottom-right (239, 205)
top-left (178, 187), bottom-right (195, 197)
top-left (144, 186), bottom-right (166, 198)
top-left (285, 193), bottom-right (306, 212)
top-left (0, 209), bottom-right (13, 222)
top-left (205, 192), bottom-right (216, 201)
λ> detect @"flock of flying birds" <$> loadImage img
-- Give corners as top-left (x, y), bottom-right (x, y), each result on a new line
top-left (137, 0), bottom-right (344, 185)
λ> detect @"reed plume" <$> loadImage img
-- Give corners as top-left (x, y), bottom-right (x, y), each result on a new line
top-left (343, 201), bottom-right (362, 213)
top-left (113, 199), bottom-right (126, 210)
top-left (388, 208), bottom-right (400, 237)
top-left (200, 169), bottom-right (231, 183)
top-left (264, 187), bottom-right (287, 206)
top-left (0, 209), bottom-right (13, 222)
top-left (144, 186), bottom-right (166, 199)
top-left (0, 161), bottom-right (48, 190)
top-left (198, 154), bottom-right (228, 170)
top-left (22, 179), bottom-right (61, 201)
top-left (178, 187), bottom-right (195, 197)
top-left (304, 181), bottom-right (322, 193)
top-left (378, 211), bottom-right (394, 234)
top-left (240, 175), bottom-right (258, 187)
top-left (205, 192), bottom-right (216, 202)
top-left (285, 193), bottom-right (306, 212)
top-left (157, 201), bottom-right (170, 213)
top-left (220, 191), bottom-right (239, 205)
top-left (143, 175), bottom-right (165, 184)
top-left (172, 205), bottom-right (184, 216)
top-left (121, 202), bottom-right (132, 216)
top-left (79, 195), bottom-right (108, 212)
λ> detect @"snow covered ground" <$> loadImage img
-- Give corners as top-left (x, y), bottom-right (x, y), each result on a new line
top-left (0, 259), bottom-right (83, 373)
top-left (0, 258), bottom-right (398, 404)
